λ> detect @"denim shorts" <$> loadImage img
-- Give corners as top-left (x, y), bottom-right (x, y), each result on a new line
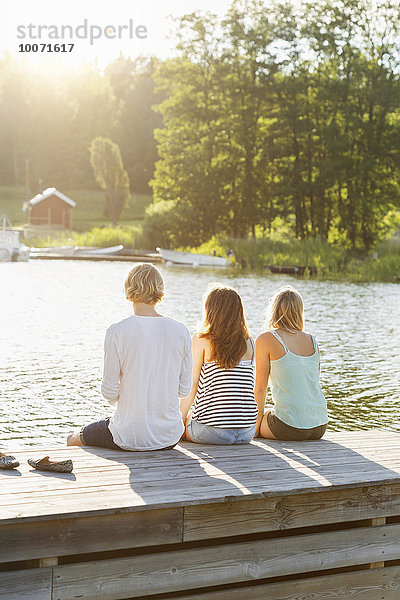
top-left (188, 418), bottom-right (256, 445)
top-left (80, 417), bottom-right (177, 451)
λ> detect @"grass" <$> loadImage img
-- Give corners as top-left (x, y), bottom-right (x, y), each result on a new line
top-left (27, 225), bottom-right (145, 250)
top-left (67, 190), bottom-right (152, 231)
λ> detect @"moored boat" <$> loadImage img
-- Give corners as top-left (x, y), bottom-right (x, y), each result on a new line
top-left (29, 246), bottom-right (75, 255)
top-left (157, 248), bottom-right (228, 267)
top-left (266, 265), bottom-right (318, 275)
top-left (29, 245), bottom-right (124, 257)
top-left (74, 245), bottom-right (123, 256)
top-left (268, 265), bottom-right (306, 275)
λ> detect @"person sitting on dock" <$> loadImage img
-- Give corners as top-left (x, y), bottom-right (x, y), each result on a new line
top-left (67, 263), bottom-right (192, 451)
top-left (180, 284), bottom-right (258, 444)
top-left (255, 286), bottom-right (328, 441)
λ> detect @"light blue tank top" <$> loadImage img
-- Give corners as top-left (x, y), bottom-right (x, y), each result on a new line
top-left (269, 331), bottom-right (328, 429)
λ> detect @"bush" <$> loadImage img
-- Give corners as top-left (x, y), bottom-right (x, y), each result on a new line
top-left (143, 200), bottom-right (208, 248)
top-left (186, 235), bottom-right (400, 282)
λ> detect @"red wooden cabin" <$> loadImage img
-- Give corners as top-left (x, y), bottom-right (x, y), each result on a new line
top-left (25, 188), bottom-right (76, 229)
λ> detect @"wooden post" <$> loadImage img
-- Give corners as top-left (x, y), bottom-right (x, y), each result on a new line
top-left (38, 557), bottom-right (58, 568)
top-left (369, 517), bottom-right (386, 569)
top-left (26, 556), bottom-right (58, 569)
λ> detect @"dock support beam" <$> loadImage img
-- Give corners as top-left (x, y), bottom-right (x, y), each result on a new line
top-left (369, 517), bottom-right (386, 569)
top-left (38, 557), bottom-right (58, 568)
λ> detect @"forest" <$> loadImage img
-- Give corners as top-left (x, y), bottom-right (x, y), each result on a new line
top-left (1, 0), bottom-right (400, 255)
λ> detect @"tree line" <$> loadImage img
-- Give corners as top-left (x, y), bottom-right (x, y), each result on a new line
top-left (150, 0), bottom-right (400, 250)
top-left (1, 0), bottom-right (400, 250)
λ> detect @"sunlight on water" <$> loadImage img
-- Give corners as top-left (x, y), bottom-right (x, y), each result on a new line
top-left (1, 260), bottom-right (399, 448)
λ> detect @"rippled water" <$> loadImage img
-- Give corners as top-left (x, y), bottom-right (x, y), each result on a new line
top-left (1, 260), bottom-right (399, 448)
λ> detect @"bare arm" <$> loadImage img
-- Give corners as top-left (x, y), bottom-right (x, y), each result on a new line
top-left (254, 334), bottom-right (271, 436)
top-left (179, 335), bottom-right (205, 424)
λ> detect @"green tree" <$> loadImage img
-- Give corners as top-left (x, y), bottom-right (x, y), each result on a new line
top-left (89, 137), bottom-right (130, 226)
top-left (220, 0), bottom-right (279, 238)
top-left (150, 5), bottom-right (281, 244)
top-left (305, 0), bottom-right (400, 248)
top-left (106, 56), bottom-right (162, 194)
top-left (150, 13), bottom-right (232, 245)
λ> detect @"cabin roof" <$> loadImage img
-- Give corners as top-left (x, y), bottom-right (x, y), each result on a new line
top-left (27, 187), bottom-right (76, 208)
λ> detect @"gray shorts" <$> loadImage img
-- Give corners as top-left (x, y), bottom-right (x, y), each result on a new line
top-left (188, 418), bottom-right (256, 445)
top-left (80, 417), bottom-right (176, 451)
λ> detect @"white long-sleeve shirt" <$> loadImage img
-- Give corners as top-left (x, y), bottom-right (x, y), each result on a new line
top-left (101, 314), bottom-right (192, 450)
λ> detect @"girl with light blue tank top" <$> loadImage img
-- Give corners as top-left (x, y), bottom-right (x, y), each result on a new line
top-left (269, 331), bottom-right (328, 429)
top-left (255, 286), bottom-right (328, 441)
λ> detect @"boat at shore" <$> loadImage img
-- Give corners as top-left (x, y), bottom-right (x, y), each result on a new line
top-left (267, 265), bottom-right (318, 275)
top-left (157, 248), bottom-right (228, 267)
top-left (74, 245), bottom-right (123, 256)
top-left (0, 217), bottom-right (30, 262)
top-left (29, 245), bottom-right (123, 257)
top-left (29, 246), bottom-right (75, 255)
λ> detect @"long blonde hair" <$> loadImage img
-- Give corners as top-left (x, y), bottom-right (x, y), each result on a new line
top-left (199, 284), bottom-right (249, 369)
top-left (267, 286), bottom-right (304, 332)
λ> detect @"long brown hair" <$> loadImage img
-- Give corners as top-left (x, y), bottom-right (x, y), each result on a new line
top-left (199, 284), bottom-right (249, 369)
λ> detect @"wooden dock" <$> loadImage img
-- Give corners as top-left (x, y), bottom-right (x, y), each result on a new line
top-left (1, 430), bottom-right (400, 599)
top-left (29, 252), bottom-right (164, 263)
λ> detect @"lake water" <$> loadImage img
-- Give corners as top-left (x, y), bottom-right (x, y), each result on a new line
top-left (1, 260), bottom-right (399, 449)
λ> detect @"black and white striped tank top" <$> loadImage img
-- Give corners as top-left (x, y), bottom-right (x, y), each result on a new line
top-left (191, 340), bottom-right (257, 428)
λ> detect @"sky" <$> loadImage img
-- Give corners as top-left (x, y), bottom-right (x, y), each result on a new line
top-left (1, 0), bottom-right (235, 69)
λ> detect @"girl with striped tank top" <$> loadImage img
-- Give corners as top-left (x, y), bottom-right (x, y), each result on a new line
top-left (180, 284), bottom-right (258, 444)
top-left (255, 286), bottom-right (328, 441)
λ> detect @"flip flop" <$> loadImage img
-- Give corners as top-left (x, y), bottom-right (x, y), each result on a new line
top-left (28, 456), bottom-right (73, 473)
top-left (0, 453), bottom-right (20, 470)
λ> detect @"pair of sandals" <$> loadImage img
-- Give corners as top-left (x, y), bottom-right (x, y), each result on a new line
top-left (0, 453), bottom-right (73, 473)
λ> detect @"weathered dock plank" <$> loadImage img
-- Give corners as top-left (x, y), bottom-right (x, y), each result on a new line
top-left (183, 482), bottom-right (400, 541)
top-left (2, 432), bottom-right (400, 523)
top-left (1, 446), bottom-right (399, 493)
top-left (169, 565), bottom-right (400, 600)
top-left (52, 524), bottom-right (400, 599)
top-left (0, 568), bottom-right (52, 600)
top-left (0, 508), bottom-right (183, 563)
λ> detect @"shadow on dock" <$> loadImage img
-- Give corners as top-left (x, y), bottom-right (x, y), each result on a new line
top-left (79, 434), bottom-right (400, 505)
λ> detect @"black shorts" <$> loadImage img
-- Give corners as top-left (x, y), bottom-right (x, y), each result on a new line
top-left (267, 412), bottom-right (327, 441)
top-left (80, 417), bottom-right (177, 451)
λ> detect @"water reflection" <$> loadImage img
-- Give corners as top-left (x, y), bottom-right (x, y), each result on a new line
top-left (1, 261), bottom-right (399, 448)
